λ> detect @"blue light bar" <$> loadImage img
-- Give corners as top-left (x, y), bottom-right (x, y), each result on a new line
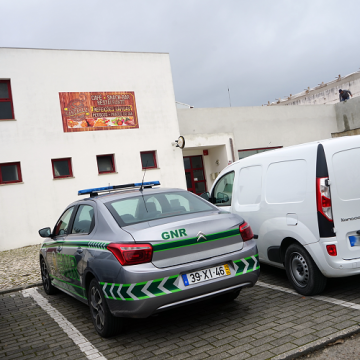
top-left (78, 181), bottom-right (160, 196)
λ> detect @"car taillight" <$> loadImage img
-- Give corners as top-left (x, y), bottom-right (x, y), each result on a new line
top-left (239, 222), bottom-right (254, 242)
top-left (326, 244), bottom-right (337, 256)
top-left (107, 243), bottom-right (153, 266)
top-left (316, 177), bottom-right (333, 221)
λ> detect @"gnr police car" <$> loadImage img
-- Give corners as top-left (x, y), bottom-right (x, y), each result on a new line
top-left (39, 181), bottom-right (259, 337)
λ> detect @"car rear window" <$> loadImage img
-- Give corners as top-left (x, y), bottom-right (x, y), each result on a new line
top-left (105, 191), bottom-right (216, 226)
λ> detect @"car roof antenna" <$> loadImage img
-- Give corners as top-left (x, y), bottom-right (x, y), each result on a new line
top-left (139, 161), bottom-right (148, 193)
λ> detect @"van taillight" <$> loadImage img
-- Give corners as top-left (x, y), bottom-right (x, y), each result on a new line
top-left (316, 177), bottom-right (333, 221)
top-left (239, 222), bottom-right (254, 241)
top-left (107, 243), bottom-right (153, 266)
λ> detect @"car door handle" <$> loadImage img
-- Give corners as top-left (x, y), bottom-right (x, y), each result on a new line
top-left (57, 246), bottom-right (62, 252)
top-left (76, 248), bottom-right (83, 254)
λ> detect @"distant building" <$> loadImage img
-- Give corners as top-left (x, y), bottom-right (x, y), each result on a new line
top-left (269, 71), bottom-right (360, 106)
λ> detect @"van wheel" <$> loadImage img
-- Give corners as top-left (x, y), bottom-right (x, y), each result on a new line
top-left (285, 244), bottom-right (327, 296)
top-left (88, 278), bottom-right (123, 337)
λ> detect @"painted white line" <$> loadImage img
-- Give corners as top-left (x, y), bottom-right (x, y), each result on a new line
top-left (22, 287), bottom-right (107, 360)
top-left (256, 281), bottom-right (360, 310)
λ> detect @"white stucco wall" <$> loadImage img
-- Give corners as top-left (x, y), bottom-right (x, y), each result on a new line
top-left (178, 105), bottom-right (338, 177)
top-left (0, 48), bottom-right (186, 251)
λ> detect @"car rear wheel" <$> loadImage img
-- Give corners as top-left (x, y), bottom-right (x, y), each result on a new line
top-left (88, 278), bottom-right (123, 337)
top-left (40, 258), bottom-right (57, 295)
top-left (285, 243), bottom-right (327, 296)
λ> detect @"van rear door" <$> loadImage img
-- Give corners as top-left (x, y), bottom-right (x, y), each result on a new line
top-left (324, 136), bottom-right (360, 260)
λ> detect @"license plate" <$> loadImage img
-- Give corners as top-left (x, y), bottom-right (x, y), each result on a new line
top-left (182, 264), bottom-right (231, 286)
top-left (349, 235), bottom-right (360, 247)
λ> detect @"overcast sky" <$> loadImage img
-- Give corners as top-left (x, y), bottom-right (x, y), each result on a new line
top-left (1, 0), bottom-right (360, 107)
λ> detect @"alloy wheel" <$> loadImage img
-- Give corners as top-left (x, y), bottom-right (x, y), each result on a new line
top-left (90, 287), bottom-right (105, 331)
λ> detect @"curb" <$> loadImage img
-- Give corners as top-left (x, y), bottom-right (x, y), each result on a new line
top-left (274, 324), bottom-right (360, 359)
top-left (0, 282), bottom-right (43, 295)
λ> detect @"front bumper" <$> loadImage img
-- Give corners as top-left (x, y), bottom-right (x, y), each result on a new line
top-left (102, 240), bottom-right (259, 318)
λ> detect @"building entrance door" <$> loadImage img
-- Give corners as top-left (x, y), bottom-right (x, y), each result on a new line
top-left (183, 155), bottom-right (207, 195)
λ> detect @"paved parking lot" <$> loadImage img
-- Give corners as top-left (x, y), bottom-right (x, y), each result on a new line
top-left (1, 264), bottom-right (360, 360)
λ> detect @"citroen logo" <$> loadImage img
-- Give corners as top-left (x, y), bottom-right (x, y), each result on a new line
top-left (197, 231), bottom-right (207, 242)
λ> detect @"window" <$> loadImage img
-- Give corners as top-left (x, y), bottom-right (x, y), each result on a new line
top-left (0, 80), bottom-right (15, 120)
top-left (106, 190), bottom-right (214, 226)
top-left (238, 146), bottom-right (282, 160)
top-left (238, 166), bottom-right (262, 205)
top-left (52, 158), bottom-right (73, 179)
top-left (97, 154), bottom-right (115, 174)
top-left (212, 171), bottom-right (235, 206)
top-left (140, 151), bottom-right (157, 169)
top-left (72, 205), bottom-right (95, 234)
top-left (0, 162), bottom-right (22, 184)
top-left (54, 207), bottom-right (75, 236)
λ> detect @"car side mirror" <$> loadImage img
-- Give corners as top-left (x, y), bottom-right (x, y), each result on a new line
top-left (39, 227), bottom-right (52, 238)
top-left (216, 192), bottom-right (229, 203)
top-left (200, 192), bottom-right (210, 201)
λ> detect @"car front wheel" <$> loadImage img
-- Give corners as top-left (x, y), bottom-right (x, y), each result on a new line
top-left (285, 243), bottom-right (327, 296)
top-left (40, 257), bottom-right (57, 295)
top-left (88, 278), bottom-right (123, 337)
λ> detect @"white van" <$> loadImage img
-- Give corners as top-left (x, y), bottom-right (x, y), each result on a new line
top-left (203, 135), bottom-right (360, 295)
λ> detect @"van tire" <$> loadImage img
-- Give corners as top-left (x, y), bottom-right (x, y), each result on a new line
top-left (285, 244), bottom-right (327, 296)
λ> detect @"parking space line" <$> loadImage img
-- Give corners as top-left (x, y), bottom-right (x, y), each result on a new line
top-left (257, 281), bottom-right (360, 310)
top-left (22, 287), bottom-right (107, 360)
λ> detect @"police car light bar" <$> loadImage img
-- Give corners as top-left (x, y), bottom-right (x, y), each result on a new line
top-left (78, 181), bottom-right (161, 196)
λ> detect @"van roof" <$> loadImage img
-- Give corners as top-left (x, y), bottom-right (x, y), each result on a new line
top-left (224, 135), bottom-right (360, 172)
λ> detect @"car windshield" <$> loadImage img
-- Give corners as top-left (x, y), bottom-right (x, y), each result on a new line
top-left (105, 190), bottom-right (216, 226)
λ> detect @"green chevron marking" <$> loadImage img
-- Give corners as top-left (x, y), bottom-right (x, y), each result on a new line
top-left (148, 279), bottom-right (166, 297)
top-left (131, 282), bottom-right (150, 299)
top-left (164, 275), bottom-right (181, 293)
top-left (153, 228), bottom-right (240, 252)
top-left (120, 284), bottom-right (132, 300)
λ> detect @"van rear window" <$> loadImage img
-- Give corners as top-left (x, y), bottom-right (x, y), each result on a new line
top-left (332, 148), bottom-right (360, 200)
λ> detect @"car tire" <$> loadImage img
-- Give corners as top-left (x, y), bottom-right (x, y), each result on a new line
top-left (215, 289), bottom-right (241, 303)
top-left (285, 243), bottom-right (327, 296)
top-left (40, 257), bottom-right (57, 295)
top-left (88, 278), bottom-right (123, 338)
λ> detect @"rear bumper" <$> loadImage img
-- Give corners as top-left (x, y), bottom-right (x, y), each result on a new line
top-left (103, 240), bottom-right (259, 318)
top-left (307, 239), bottom-right (360, 277)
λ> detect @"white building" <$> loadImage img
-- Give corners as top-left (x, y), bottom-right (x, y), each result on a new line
top-left (269, 71), bottom-right (360, 106)
top-left (1, 48), bottom-right (359, 250)
top-left (0, 48), bottom-right (186, 251)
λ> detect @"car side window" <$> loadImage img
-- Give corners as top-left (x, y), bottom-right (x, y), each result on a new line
top-left (54, 207), bottom-right (75, 236)
top-left (72, 205), bottom-right (95, 234)
top-left (213, 171), bottom-right (235, 206)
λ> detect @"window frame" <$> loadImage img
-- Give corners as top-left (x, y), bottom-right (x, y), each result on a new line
top-left (238, 146), bottom-right (282, 159)
top-left (51, 158), bottom-right (73, 179)
top-left (0, 80), bottom-right (15, 120)
top-left (211, 171), bottom-right (235, 207)
top-left (96, 154), bottom-right (115, 174)
top-left (0, 162), bottom-right (22, 184)
top-left (140, 151), bottom-right (157, 169)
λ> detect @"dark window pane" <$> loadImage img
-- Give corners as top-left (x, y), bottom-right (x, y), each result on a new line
top-left (191, 156), bottom-right (203, 169)
top-left (195, 182), bottom-right (206, 193)
top-left (98, 156), bottom-right (114, 172)
top-left (1, 164), bottom-right (18, 182)
top-left (53, 160), bottom-right (70, 177)
top-left (0, 102), bottom-right (13, 119)
top-left (141, 153), bottom-right (155, 168)
top-left (185, 173), bottom-right (192, 189)
top-left (72, 205), bottom-right (94, 234)
top-left (193, 170), bottom-right (204, 181)
top-left (0, 83), bottom-right (9, 99)
top-left (183, 157), bottom-right (191, 169)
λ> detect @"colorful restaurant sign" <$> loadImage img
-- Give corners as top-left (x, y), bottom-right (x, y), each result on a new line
top-left (59, 91), bottom-right (139, 132)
